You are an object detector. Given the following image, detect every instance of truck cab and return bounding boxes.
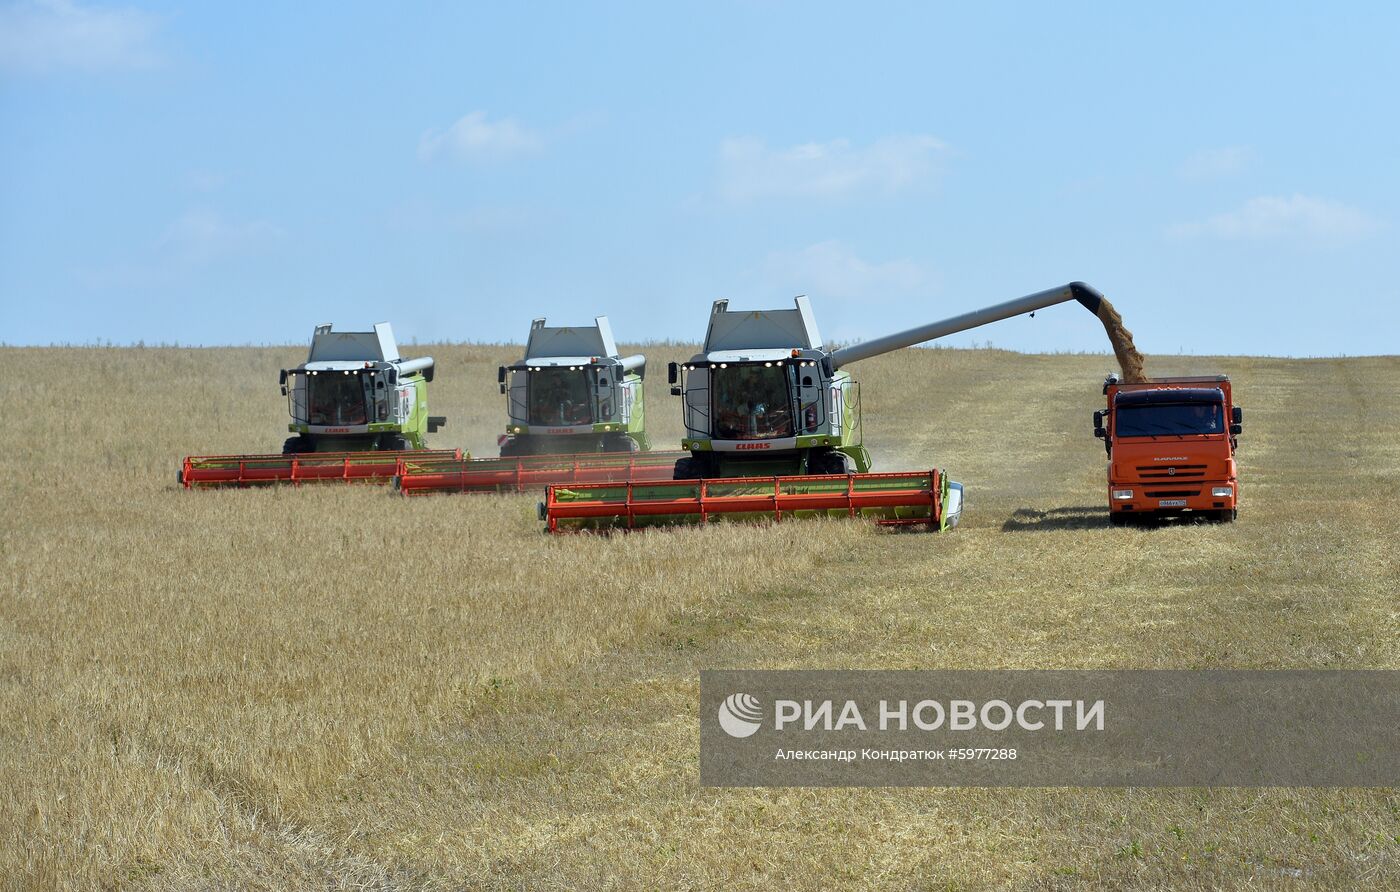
[497,316,649,456]
[1094,374,1242,523]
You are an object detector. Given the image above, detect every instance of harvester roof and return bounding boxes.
[703,347,796,364]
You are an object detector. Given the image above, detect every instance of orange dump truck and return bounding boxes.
[1093,375,1242,524]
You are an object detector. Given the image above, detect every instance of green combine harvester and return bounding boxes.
[179,321,450,488]
[281,321,445,453]
[497,315,650,456]
[543,282,1112,531]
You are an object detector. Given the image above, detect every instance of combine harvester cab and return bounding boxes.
[497,316,650,456]
[179,321,451,489]
[543,282,1110,532]
[1094,374,1243,524]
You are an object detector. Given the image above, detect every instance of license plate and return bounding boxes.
[1158,499,1187,507]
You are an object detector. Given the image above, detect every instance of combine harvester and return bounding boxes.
[180,322,450,488]
[497,315,651,455]
[544,282,1114,532]
[396,315,691,495]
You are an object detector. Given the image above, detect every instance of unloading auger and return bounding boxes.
[542,282,1109,531]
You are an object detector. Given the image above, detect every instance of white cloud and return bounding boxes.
[0,0,160,73]
[718,135,947,202]
[418,111,543,162]
[158,210,284,264]
[763,240,930,302]
[1178,146,1253,180]
[1169,194,1379,242]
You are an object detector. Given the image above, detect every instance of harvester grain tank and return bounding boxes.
[1094,374,1242,523]
[667,282,1109,479]
[497,316,650,456]
[281,322,445,453]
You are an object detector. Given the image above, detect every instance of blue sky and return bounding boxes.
[2,2,1396,355]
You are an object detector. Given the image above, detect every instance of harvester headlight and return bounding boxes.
[719,363,728,368]
[1211,486,1234,497]
[1112,489,1133,500]
[764,362,772,367]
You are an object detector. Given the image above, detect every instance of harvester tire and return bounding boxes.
[673,457,703,480]
[282,436,313,455]
[379,435,410,452]
[605,434,641,453]
[809,450,853,475]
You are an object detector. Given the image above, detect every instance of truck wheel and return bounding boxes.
[1109,513,1131,527]
[282,436,313,455]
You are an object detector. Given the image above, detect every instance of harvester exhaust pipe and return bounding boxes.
[829,282,1107,369]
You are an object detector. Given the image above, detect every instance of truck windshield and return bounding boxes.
[1116,402,1223,437]
[711,363,795,440]
[308,373,370,425]
[528,368,594,425]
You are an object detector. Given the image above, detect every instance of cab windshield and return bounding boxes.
[1116,401,1223,437]
[528,368,595,425]
[711,363,795,440]
[308,372,370,425]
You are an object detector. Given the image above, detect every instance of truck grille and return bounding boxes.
[1143,489,1201,498]
[1137,464,1207,479]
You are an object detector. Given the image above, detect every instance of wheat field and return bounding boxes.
[1,343,1396,890]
